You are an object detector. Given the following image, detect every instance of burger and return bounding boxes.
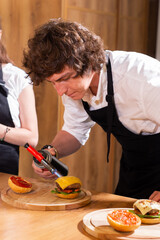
[51,176,82,199]
[129,199,160,224]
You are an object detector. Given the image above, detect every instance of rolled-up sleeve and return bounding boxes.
[62,95,95,145]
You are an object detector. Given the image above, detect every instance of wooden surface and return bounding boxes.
[0,173,138,240]
[1,177,91,211]
[83,208,160,240]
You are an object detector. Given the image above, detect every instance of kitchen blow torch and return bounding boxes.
[24,143,68,178]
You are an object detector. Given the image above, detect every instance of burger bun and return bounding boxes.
[107,210,141,232]
[140,217,160,224]
[56,192,79,199]
[8,176,32,193]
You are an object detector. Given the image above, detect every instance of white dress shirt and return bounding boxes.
[2,63,30,127]
[62,50,160,145]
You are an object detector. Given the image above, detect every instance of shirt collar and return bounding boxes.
[83,64,107,104]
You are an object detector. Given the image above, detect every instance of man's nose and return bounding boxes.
[54,82,66,96]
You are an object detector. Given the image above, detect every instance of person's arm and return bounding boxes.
[32,130,81,179]
[32,94,93,179]
[51,130,81,158]
[0,84,38,147]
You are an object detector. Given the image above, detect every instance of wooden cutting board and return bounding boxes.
[83,208,160,239]
[1,177,91,211]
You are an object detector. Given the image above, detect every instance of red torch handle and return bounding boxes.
[24,143,44,162]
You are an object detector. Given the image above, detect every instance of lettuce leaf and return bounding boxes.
[129,209,160,218]
[51,188,81,195]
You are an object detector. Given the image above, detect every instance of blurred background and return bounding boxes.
[0,0,159,193]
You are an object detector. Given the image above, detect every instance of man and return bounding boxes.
[23,18,160,201]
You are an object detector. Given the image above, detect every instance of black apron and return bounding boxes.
[0,65,19,174]
[82,59,160,199]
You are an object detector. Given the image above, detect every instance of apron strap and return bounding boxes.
[106,58,114,162]
[0,64,2,79]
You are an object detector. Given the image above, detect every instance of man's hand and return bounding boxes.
[31,144,58,179]
[149,191,160,202]
[32,130,81,179]
[32,161,57,179]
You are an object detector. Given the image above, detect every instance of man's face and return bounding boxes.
[47,66,94,100]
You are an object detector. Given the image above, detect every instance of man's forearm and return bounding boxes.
[51,130,81,158]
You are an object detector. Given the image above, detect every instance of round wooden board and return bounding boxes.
[83,208,160,240]
[1,177,91,211]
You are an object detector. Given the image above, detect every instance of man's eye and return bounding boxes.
[72,73,78,79]
[59,78,69,81]
[46,80,53,84]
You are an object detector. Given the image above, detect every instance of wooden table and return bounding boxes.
[0,173,136,240]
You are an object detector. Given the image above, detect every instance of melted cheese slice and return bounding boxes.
[133,199,160,215]
[55,176,82,190]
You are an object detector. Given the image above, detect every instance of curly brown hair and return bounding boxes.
[23,18,106,85]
